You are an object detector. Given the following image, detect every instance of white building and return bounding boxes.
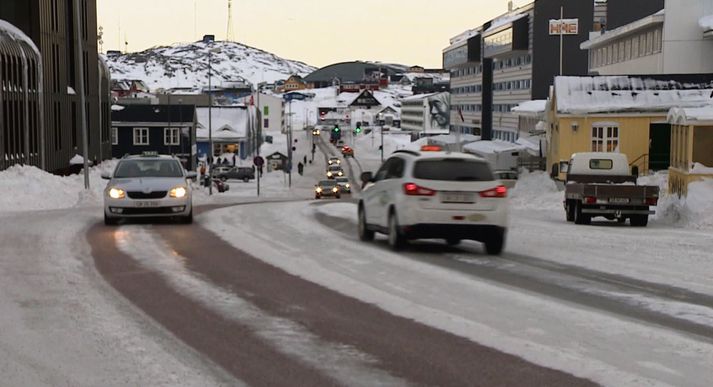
[257,93,285,134]
[582,0,713,75]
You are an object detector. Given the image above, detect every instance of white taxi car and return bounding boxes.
[358,145,509,254]
[102,153,197,225]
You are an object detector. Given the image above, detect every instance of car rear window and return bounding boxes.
[589,159,613,170]
[413,159,493,181]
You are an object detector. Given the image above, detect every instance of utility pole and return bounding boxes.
[208,46,214,195]
[287,100,292,188]
[74,0,90,189]
[559,6,564,76]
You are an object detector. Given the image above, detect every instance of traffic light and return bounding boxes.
[354,123,362,134]
[333,125,340,133]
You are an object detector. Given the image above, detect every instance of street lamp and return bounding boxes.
[207,45,221,195]
[378,112,384,162]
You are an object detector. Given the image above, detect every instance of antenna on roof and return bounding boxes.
[227,0,236,42]
[508,0,514,12]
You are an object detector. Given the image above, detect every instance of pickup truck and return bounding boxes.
[564,152,659,226]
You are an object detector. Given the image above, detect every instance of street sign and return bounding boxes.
[549,18,579,35]
[253,156,265,166]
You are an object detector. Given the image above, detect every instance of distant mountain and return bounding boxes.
[105,40,317,91]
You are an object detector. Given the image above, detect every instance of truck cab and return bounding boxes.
[564,153,659,226]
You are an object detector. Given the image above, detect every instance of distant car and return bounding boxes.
[315,180,341,199]
[335,177,351,193]
[358,145,509,254]
[312,128,321,136]
[336,140,345,147]
[326,165,344,179]
[493,170,518,189]
[215,166,255,182]
[328,157,341,166]
[341,145,354,157]
[102,153,196,225]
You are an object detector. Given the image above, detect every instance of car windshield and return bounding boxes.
[114,159,184,178]
[328,166,342,171]
[336,178,348,183]
[319,180,337,187]
[413,159,494,181]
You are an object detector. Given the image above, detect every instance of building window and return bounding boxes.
[640,34,647,56]
[263,106,269,115]
[111,127,118,145]
[591,125,619,152]
[133,128,149,145]
[164,128,179,145]
[653,28,662,53]
[264,118,269,128]
[625,39,632,61]
[632,37,639,59]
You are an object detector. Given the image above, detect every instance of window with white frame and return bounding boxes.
[111,127,118,145]
[591,124,619,152]
[164,127,179,145]
[133,127,149,145]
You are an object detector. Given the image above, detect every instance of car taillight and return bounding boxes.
[584,196,597,204]
[480,185,507,198]
[646,197,658,206]
[403,183,436,196]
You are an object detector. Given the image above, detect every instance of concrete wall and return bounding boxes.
[662,0,713,74]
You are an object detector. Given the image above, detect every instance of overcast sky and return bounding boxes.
[97,0,522,68]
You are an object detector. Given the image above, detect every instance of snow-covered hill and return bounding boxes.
[105,40,316,91]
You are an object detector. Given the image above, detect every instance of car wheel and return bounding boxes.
[630,215,648,227]
[358,206,375,242]
[446,238,461,246]
[565,200,575,222]
[388,211,406,251]
[104,213,118,226]
[617,216,627,224]
[484,229,505,255]
[243,177,249,182]
[335,194,341,199]
[573,201,591,225]
[181,210,193,224]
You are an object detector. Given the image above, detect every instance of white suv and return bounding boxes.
[358,147,509,254]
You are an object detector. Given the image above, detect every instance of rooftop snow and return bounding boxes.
[511,100,547,114]
[196,107,249,139]
[484,13,527,34]
[464,140,525,155]
[554,76,713,115]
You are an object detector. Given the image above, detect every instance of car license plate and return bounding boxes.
[441,192,475,204]
[135,201,159,207]
[609,198,630,204]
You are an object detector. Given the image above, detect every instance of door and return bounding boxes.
[649,123,671,171]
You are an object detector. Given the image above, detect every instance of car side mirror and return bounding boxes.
[360,172,373,184]
[185,171,198,181]
[101,172,111,180]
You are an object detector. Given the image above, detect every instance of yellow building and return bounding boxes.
[546,76,713,180]
[667,107,713,196]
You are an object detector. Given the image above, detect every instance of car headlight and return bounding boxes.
[170,187,187,198]
[336,160,340,164]
[316,187,323,193]
[345,183,350,189]
[327,172,332,177]
[338,171,343,176]
[332,187,338,193]
[108,188,125,199]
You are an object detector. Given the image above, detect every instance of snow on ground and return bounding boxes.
[201,200,713,387]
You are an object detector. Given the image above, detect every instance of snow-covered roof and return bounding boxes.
[554,76,713,115]
[400,92,441,102]
[196,107,249,139]
[668,106,713,125]
[511,100,547,115]
[463,140,525,155]
[0,19,40,56]
[485,13,527,34]
[581,10,664,49]
[426,134,481,144]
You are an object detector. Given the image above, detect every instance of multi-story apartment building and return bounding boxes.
[443,0,594,141]
[400,92,450,136]
[1,0,110,173]
[582,0,713,75]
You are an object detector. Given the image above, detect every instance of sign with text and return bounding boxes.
[549,19,579,35]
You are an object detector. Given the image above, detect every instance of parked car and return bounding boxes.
[215,166,255,182]
[335,177,351,193]
[358,145,509,254]
[326,165,344,179]
[564,152,659,226]
[493,170,518,189]
[102,153,197,225]
[315,180,341,199]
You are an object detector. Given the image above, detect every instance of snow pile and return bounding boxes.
[691,162,713,174]
[0,161,117,213]
[699,15,713,30]
[508,170,563,211]
[650,172,713,230]
[0,20,40,56]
